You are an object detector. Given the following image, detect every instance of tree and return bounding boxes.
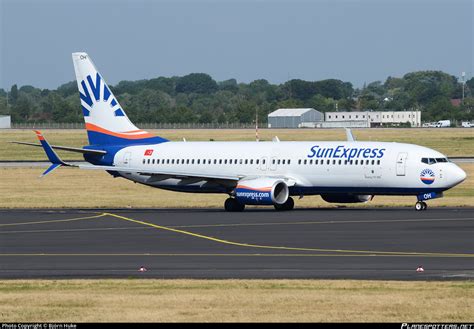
[403,71,458,105]
[9,84,18,104]
[176,73,218,94]
[283,79,316,101]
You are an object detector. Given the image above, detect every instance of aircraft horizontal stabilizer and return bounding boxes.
[11,141,106,155]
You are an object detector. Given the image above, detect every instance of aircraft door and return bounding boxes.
[123,152,132,167]
[396,152,407,176]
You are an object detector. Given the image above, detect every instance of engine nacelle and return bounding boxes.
[321,193,372,204]
[234,178,289,205]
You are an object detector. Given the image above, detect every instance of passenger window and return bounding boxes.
[256,159,259,165]
[219,159,222,164]
[250,159,253,165]
[303,159,307,165]
[288,159,291,165]
[333,160,336,165]
[142,159,145,164]
[339,160,342,165]
[282,159,285,165]
[326,159,330,165]
[377,160,380,165]
[298,159,301,165]
[315,159,318,165]
[372,160,375,165]
[245,159,248,165]
[147,159,151,164]
[355,160,358,165]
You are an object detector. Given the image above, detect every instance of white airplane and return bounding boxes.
[15,53,467,211]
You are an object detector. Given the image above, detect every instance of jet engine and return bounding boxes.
[234,178,289,205]
[320,193,373,203]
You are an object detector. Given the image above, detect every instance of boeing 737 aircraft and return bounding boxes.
[15,53,467,211]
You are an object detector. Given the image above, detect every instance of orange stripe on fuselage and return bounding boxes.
[85,123,155,139]
[236,185,273,192]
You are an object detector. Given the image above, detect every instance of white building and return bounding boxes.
[324,110,421,127]
[0,115,11,128]
[268,108,323,128]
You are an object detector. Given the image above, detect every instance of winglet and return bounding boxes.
[34,130,67,177]
[345,128,356,142]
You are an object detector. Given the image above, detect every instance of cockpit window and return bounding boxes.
[421,157,448,164]
[421,158,436,165]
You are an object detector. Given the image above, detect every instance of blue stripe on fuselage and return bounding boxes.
[86,130,168,147]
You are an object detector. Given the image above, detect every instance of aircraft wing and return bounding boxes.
[76,163,241,181]
[29,130,300,185]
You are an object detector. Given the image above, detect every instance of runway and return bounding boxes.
[0,208,473,280]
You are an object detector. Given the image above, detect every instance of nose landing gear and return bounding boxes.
[415,201,427,211]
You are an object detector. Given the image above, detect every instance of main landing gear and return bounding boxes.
[415,201,428,211]
[274,197,295,211]
[224,198,245,212]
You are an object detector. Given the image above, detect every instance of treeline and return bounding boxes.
[0,70,473,124]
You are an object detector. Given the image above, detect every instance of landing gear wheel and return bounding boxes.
[415,201,427,211]
[274,197,295,211]
[224,198,245,212]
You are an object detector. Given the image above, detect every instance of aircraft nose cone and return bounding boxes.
[452,166,467,185]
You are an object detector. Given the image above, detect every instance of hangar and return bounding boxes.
[0,115,11,128]
[267,108,323,128]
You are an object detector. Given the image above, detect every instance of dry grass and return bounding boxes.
[0,279,472,322]
[1,128,473,160]
[0,163,472,208]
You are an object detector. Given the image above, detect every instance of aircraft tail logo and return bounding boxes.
[72,52,167,146]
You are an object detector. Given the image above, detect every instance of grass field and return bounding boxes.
[0,280,472,322]
[1,128,473,160]
[0,163,472,208]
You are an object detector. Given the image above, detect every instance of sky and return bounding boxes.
[0,0,472,90]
